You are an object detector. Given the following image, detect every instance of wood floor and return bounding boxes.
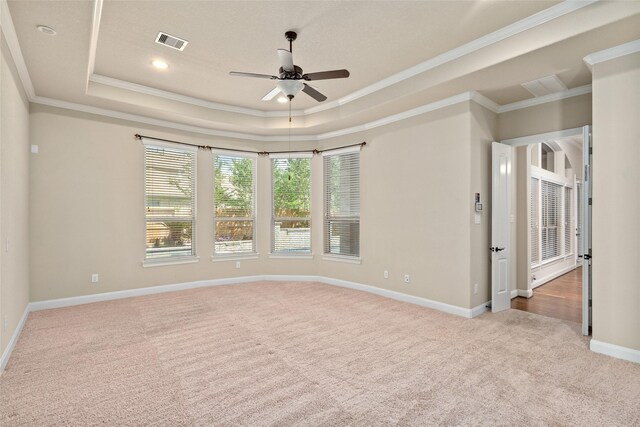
[511,267,582,323]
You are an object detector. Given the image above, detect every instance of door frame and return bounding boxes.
[500,126,590,334]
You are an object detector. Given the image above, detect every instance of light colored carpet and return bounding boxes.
[1,281,639,426]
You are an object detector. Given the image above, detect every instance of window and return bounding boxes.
[271,155,312,254]
[213,151,257,256]
[144,141,196,261]
[530,177,539,265]
[565,186,572,255]
[541,143,555,172]
[323,148,360,257]
[541,180,561,261]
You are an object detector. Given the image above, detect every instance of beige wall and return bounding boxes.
[498,93,592,141]
[469,103,497,308]
[29,100,492,312]
[0,34,30,356]
[591,52,640,352]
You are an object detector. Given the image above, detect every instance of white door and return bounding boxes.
[582,125,592,335]
[491,142,512,312]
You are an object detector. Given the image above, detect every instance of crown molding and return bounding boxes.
[85,0,103,90]
[0,0,35,99]
[89,74,299,118]
[84,0,596,119]
[31,92,480,142]
[583,39,640,70]
[32,83,592,143]
[30,95,314,142]
[497,84,592,113]
[500,126,584,147]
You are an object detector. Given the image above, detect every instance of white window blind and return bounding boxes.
[565,186,572,255]
[271,155,312,254]
[213,151,257,255]
[144,142,196,260]
[323,149,360,257]
[531,177,539,265]
[541,180,562,261]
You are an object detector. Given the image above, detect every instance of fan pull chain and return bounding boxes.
[288,100,292,181]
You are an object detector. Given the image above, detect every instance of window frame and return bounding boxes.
[212,149,258,259]
[270,153,313,256]
[322,146,361,261]
[142,139,198,266]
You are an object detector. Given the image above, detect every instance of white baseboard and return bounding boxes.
[29,275,269,311]
[511,289,533,299]
[0,304,30,372]
[532,264,577,289]
[518,289,533,298]
[590,339,640,364]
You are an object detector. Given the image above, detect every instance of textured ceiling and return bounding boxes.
[5,0,640,138]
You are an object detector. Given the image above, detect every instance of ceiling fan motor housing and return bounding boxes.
[279,65,303,80]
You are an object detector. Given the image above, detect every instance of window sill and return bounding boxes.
[142,256,200,268]
[269,253,314,260]
[211,254,259,262]
[322,255,362,265]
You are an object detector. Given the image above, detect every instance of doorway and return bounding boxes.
[499,126,591,332]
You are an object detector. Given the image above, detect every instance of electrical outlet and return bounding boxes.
[91,273,99,283]
[474,283,478,294]
[404,274,410,284]
[235,261,241,269]
[383,270,389,279]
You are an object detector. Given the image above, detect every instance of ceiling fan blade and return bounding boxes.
[262,87,282,101]
[277,49,294,72]
[302,83,327,102]
[229,71,277,79]
[302,69,350,81]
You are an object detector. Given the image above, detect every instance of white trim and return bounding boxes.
[322,255,362,265]
[89,74,299,118]
[0,304,30,372]
[211,254,259,262]
[531,264,576,289]
[212,148,258,158]
[0,0,36,98]
[518,289,534,298]
[33,84,591,143]
[471,301,490,317]
[590,340,640,365]
[28,276,268,312]
[268,253,314,260]
[86,0,103,87]
[510,289,518,299]
[269,152,313,159]
[142,256,199,268]
[320,145,363,157]
[141,137,198,153]
[497,85,592,113]
[26,275,485,320]
[583,39,640,70]
[500,127,584,147]
[470,91,500,113]
[30,95,302,141]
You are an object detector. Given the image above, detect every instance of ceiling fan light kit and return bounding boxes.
[229,31,350,103]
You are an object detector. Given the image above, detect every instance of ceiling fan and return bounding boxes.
[229,31,350,102]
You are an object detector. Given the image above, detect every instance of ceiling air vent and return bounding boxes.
[155,32,188,51]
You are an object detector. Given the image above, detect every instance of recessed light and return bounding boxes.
[37,25,56,36]
[277,96,288,103]
[152,60,169,70]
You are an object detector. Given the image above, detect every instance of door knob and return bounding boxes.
[490,247,505,252]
